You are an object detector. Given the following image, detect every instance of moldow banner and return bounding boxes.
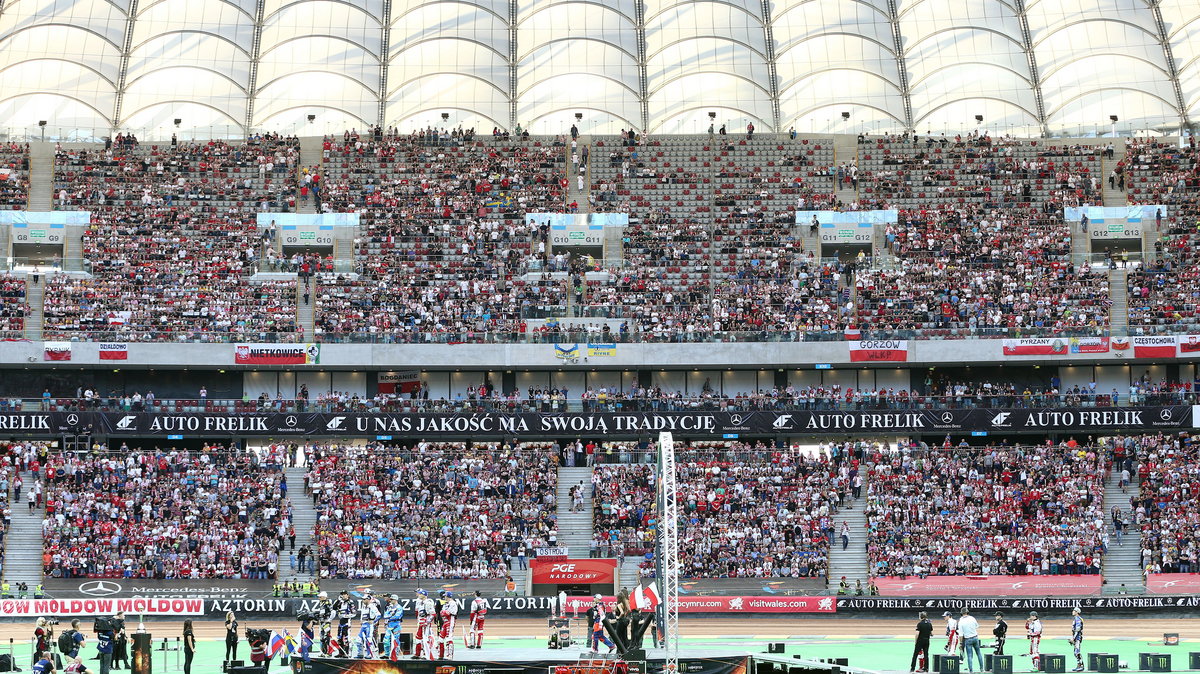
[0,598,205,617]
[0,407,1195,437]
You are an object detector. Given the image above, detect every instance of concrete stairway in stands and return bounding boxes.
[1108,268,1128,335]
[28,142,54,211]
[5,471,45,590]
[1071,221,1090,259]
[618,556,644,592]
[826,486,869,591]
[556,466,594,558]
[1101,141,1127,208]
[283,465,320,582]
[1102,471,1143,594]
[833,134,859,205]
[568,135,591,213]
[296,283,314,339]
[297,136,324,214]
[23,275,43,340]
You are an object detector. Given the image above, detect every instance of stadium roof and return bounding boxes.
[0,0,1196,138]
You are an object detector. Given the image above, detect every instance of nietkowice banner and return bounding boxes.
[0,407,1193,437]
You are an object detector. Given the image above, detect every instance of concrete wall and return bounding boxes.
[5,339,1193,370]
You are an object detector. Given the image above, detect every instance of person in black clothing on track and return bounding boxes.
[912,611,934,672]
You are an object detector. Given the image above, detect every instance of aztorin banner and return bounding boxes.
[0,407,1194,437]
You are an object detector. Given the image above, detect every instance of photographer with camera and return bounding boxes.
[57,620,85,660]
[94,618,114,674]
[246,628,269,673]
[34,617,55,666]
[111,612,128,670]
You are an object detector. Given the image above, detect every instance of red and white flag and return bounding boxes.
[848,340,908,362]
[43,342,72,361]
[1178,335,1200,356]
[99,343,128,360]
[631,582,661,611]
[1133,336,1176,359]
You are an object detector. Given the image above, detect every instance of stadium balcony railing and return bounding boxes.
[14,391,1194,414]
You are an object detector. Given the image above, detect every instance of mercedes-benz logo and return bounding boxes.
[1160,409,1173,421]
[285,415,298,427]
[940,412,954,424]
[79,580,122,597]
[66,414,79,426]
[729,414,744,426]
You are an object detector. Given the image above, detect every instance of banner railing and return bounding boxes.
[15,392,1196,414]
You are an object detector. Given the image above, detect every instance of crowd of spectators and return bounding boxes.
[0,143,29,208]
[41,445,287,578]
[672,443,849,578]
[305,441,557,579]
[865,441,1107,577]
[1119,432,1200,575]
[46,135,302,340]
[0,275,29,335]
[592,462,656,556]
[313,126,568,340]
[1125,137,1199,333]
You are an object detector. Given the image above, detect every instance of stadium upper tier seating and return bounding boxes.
[305,442,557,579]
[0,143,29,209]
[46,135,301,341]
[0,274,29,337]
[1125,137,1199,333]
[31,130,1200,343]
[42,448,286,579]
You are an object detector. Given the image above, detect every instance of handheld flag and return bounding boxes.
[267,631,286,658]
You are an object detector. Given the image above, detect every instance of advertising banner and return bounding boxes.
[1146,574,1200,594]
[873,575,1102,597]
[0,598,205,617]
[0,407,1193,438]
[849,340,908,362]
[530,559,616,584]
[300,655,746,674]
[836,595,1200,613]
[563,595,834,614]
[235,343,321,365]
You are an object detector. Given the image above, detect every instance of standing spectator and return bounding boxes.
[182,621,195,674]
[959,608,982,673]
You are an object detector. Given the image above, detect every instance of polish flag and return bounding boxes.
[632,582,661,611]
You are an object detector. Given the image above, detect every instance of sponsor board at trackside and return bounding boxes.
[837,596,1200,612]
[0,598,205,617]
[0,407,1196,437]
